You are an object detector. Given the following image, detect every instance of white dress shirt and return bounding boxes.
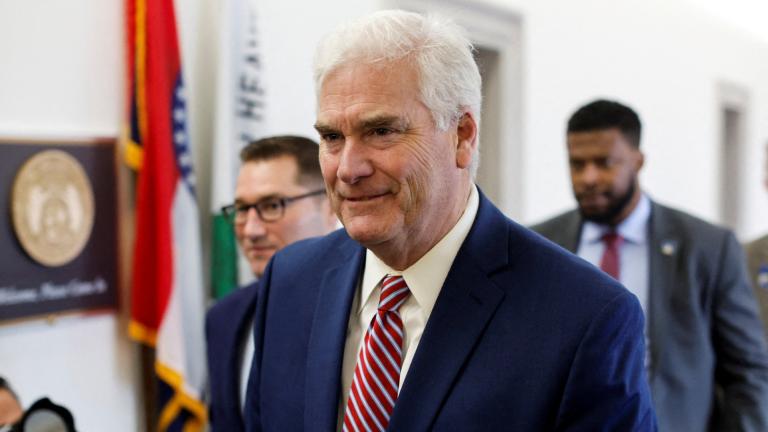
[337,184,479,427]
[576,193,651,314]
[240,318,255,413]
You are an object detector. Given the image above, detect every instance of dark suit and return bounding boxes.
[745,234,768,338]
[244,191,655,431]
[206,281,259,432]
[532,201,768,432]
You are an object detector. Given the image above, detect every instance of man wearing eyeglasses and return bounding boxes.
[205,135,337,432]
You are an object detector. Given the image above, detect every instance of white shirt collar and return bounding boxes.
[582,193,651,245]
[359,184,480,319]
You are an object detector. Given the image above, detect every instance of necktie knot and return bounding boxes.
[379,275,410,312]
[602,231,623,247]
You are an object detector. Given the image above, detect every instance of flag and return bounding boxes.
[124,0,207,429]
[210,0,266,299]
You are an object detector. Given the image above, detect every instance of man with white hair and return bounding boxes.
[244,10,655,431]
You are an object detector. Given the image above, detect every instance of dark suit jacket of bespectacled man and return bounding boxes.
[532,99,768,432]
[243,10,656,432]
[745,144,768,344]
[205,135,338,432]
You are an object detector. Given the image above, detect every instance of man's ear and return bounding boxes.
[635,150,645,172]
[456,112,478,169]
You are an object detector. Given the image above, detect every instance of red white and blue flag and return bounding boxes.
[124,0,207,429]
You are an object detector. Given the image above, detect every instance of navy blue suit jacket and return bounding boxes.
[244,191,656,431]
[206,280,259,432]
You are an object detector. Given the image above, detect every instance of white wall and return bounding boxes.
[0,0,124,136]
[482,0,768,239]
[0,314,140,431]
[0,0,141,431]
[1,0,767,429]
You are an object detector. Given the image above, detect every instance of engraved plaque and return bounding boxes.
[11,150,95,267]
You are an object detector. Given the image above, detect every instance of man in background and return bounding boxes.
[746,144,768,337]
[245,11,654,430]
[532,99,768,431]
[205,136,337,431]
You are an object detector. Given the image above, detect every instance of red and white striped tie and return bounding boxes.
[343,274,411,432]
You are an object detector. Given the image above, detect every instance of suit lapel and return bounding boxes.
[540,209,581,253]
[303,238,365,430]
[647,202,680,380]
[559,210,583,253]
[388,192,508,431]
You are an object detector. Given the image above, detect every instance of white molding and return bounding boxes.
[380,0,525,219]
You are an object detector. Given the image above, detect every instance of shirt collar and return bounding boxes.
[359,184,480,319]
[582,193,651,245]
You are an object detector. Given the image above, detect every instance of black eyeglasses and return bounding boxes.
[221,189,326,224]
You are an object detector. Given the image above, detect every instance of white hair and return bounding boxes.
[313,10,482,176]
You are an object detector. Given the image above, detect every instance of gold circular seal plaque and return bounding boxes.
[11,150,95,267]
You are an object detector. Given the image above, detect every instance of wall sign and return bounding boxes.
[0,139,118,321]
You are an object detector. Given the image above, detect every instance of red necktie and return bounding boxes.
[343,275,410,432]
[600,231,623,280]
